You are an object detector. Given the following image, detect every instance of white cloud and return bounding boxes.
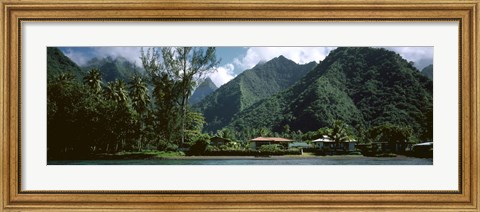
[94,47,143,66]
[208,63,235,87]
[233,47,336,72]
[62,48,90,66]
[231,47,433,73]
[62,47,145,67]
[383,47,433,70]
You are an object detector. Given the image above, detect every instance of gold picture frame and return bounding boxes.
[1,0,478,211]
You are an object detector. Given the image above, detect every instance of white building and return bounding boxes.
[312,135,357,153]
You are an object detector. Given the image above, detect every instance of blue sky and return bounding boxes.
[59,47,433,87]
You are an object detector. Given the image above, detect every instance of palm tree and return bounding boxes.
[104,79,130,152]
[55,73,75,84]
[128,75,150,113]
[83,68,103,94]
[105,79,128,104]
[328,120,350,153]
[128,75,150,151]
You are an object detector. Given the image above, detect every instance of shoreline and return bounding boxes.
[48,154,429,161]
[158,155,364,160]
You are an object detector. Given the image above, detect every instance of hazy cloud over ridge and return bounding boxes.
[60,46,433,87]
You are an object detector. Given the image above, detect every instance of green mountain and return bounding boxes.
[190,77,218,105]
[82,56,140,82]
[47,47,84,80]
[421,64,433,80]
[194,56,317,133]
[228,47,433,140]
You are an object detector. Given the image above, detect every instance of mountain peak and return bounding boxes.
[194,56,318,132]
[271,55,292,63]
[190,77,218,105]
[203,77,216,87]
[228,47,433,141]
[82,56,139,82]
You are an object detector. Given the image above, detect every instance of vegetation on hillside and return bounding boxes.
[421,64,433,80]
[189,77,218,105]
[82,56,143,82]
[194,56,317,132]
[227,47,433,142]
[47,47,433,159]
[47,47,85,80]
[47,47,219,159]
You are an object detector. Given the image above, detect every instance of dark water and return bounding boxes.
[48,156,432,165]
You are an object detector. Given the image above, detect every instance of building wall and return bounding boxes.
[314,142,324,149]
[348,143,356,151]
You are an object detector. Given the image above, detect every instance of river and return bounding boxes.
[48,155,432,165]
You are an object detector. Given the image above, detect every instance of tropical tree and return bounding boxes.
[368,123,413,144]
[83,68,103,94]
[128,74,150,113]
[259,127,271,137]
[105,79,129,104]
[141,47,220,145]
[327,120,351,151]
[162,47,219,145]
[55,73,75,84]
[128,74,150,151]
[140,48,180,145]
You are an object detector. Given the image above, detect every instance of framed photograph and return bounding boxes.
[1,0,478,211]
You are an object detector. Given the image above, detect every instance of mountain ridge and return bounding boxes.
[194,55,318,133]
[81,56,141,82]
[47,47,85,80]
[421,64,433,80]
[227,47,433,140]
[190,77,218,105]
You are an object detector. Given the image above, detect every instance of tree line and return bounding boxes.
[47,47,430,159]
[47,47,219,158]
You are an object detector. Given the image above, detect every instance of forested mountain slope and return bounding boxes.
[228,47,433,140]
[190,77,218,105]
[194,56,317,132]
[47,47,84,80]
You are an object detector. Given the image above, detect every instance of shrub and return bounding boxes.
[219,141,241,150]
[188,134,211,155]
[156,140,178,152]
[259,144,282,152]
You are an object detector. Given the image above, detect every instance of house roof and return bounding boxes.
[250,137,293,142]
[313,139,334,143]
[312,135,332,142]
[312,136,357,143]
[413,142,433,147]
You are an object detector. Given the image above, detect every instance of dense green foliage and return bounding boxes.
[47,47,218,159]
[47,74,141,157]
[47,47,433,159]
[189,77,218,105]
[228,47,433,141]
[141,47,220,145]
[194,56,317,132]
[421,64,433,80]
[47,47,85,80]
[365,123,414,144]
